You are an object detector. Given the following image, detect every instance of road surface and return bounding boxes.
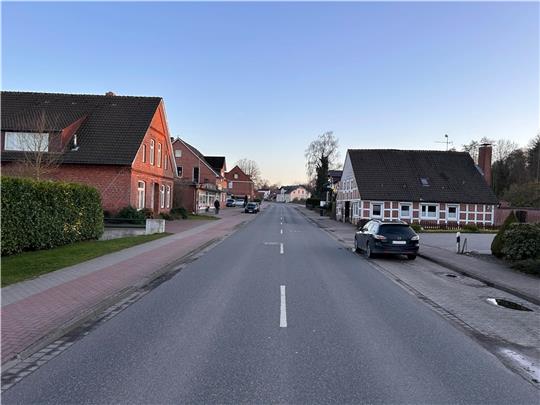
[3,203,538,404]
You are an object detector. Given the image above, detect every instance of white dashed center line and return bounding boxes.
[280,243,284,254]
[280,229,283,235]
[280,285,287,328]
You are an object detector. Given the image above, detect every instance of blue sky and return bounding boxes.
[2,2,538,184]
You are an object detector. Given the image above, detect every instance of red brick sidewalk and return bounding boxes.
[1,211,254,365]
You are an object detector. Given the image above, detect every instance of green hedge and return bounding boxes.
[305,198,320,210]
[491,211,518,258]
[501,223,540,261]
[1,177,104,256]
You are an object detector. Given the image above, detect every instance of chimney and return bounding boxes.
[478,143,492,185]
[105,91,116,96]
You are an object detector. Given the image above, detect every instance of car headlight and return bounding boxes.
[411,235,419,241]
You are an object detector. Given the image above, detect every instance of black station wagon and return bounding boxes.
[354,220,419,260]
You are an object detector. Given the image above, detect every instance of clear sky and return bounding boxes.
[2,1,538,184]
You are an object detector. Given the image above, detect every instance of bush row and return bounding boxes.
[305,198,320,209]
[1,177,104,256]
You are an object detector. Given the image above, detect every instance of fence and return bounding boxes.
[494,208,540,226]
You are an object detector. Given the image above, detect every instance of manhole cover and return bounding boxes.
[486,298,533,312]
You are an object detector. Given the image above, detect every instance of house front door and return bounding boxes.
[344,201,350,223]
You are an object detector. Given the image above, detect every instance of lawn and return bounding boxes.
[1,233,171,287]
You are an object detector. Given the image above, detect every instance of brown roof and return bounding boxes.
[348,149,498,204]
[1,91,162,165]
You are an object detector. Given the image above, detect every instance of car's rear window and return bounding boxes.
[247,203,256,207]
[378,225,415,238]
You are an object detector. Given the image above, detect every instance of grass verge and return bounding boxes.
[1,233,171,287]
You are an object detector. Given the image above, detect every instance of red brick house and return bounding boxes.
[1,91,176,215]
[171,138,227,213]
[225,165,256,199]
[336,147,498,226]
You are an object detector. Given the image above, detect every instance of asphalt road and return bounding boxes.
[3,203,538,404]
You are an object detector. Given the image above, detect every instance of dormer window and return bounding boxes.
[4,132,49,152]
[420,177,430,187]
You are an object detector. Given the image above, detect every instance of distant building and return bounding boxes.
[171,138,227,213]
[276,185,311,203]
[226,166,256,199]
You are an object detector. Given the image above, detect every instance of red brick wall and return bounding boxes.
[131,102,175,214]
[225,166,255,198]
[172,140,217,184]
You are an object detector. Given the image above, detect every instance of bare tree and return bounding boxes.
[462,137,494,163]
[8,110,64,180]
[304,131,340,180]
[236,158,262,186]
[493,139,519,162]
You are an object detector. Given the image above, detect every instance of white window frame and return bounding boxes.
[4,132,49,152]
[150,139,155,166]
[234,173,239,179]
[447,204,459,221]
[371,202,383,218]
[166,185,171,208]
[399,203,412,218]
[137,181,145,210]
[420,203,438,219]
[157,143,162,167]
[193,167,200,183]
[174,149,181,158]
[164,155,168,170]
[353,201,360,218]
[160,185,165,209]
[177,166,183,177]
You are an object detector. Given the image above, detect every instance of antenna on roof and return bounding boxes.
[435,134,453,151]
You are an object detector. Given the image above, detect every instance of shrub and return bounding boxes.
[170,207,188,219]
[410,223,423,232]
[461,224,479,233]
[501,223,540,261]
[1,177,104,256]
[491,210,518,258]
[305,198,320,210]
[510,259,540,276]
[159,212,172,220]
[117,206,146,224]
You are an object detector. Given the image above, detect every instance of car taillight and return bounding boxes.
[374,235,387,241]
[411,235,419,241]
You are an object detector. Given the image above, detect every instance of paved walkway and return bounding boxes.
[292,205,540,306]
[1,208,257,365]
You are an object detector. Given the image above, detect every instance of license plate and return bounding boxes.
[392,241,406,245]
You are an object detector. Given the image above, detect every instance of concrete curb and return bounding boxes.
[2,217,254,370]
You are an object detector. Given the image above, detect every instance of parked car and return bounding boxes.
[226,198,236,207]
[234,199,245,207]
[244,202,259,213]
[354,220,419,260]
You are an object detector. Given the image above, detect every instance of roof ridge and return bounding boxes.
[1,90,162,100]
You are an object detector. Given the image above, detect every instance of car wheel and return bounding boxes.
[407,254,416,260]
[365,243,373,259]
